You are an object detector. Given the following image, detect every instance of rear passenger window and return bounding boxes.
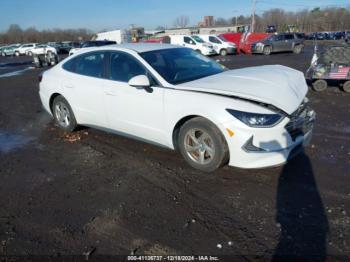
[76,52,106,78]
[62,57,77,72]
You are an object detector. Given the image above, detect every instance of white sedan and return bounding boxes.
[39,44,315,172]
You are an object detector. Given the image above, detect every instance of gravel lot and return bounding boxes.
[0,42,349,261]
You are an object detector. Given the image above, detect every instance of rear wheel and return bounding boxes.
[342,81,350,93]
[1,52,5,57]
[220,49,228,56]
[312,79,328,92]
[263,46,272,55]
[52,96,78,132]
[178,117,229,172]
[27,51,33,56]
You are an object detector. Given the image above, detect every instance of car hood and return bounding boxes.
[176,65,308,114]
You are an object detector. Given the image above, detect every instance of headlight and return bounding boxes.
[226,109,284,128]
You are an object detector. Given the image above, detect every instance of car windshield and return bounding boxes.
[192,36,205,43]
[140,48,225,85]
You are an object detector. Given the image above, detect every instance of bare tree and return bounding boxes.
[215,17,229,26]
[174,15,189,28]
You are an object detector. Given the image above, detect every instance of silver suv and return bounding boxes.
[252,33,304,55]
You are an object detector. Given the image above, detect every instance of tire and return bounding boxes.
[220,49,228,56]
[177,117,229,172]
[195,49,202,54]
[1,52,5,57]
[28,51,33,56]
[15,51,19,56]
[52,96,78,132]
[293,45,302,54]
[342,81,350,93]
[263,46,272,55]
[312,79,328,92]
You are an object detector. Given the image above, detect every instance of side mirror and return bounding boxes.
[128,75,150,89]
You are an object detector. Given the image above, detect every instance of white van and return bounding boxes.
[169,35,216,56]
[199,35,236,56]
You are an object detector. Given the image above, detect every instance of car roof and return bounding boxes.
[81,43,182,53]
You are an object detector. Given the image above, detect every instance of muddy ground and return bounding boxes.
[0,42,349,261]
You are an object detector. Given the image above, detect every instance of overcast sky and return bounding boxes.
[0,0,349,32]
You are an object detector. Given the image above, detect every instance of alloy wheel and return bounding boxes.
[184,128,215,165]
[54,102,71,128]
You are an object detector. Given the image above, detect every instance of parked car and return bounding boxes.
[69,40,116,56]
[0,45,9,54]
[345,32,350,44]
[14,43,38,56]
[29,44,58,55]
[168,35,216,56]
[39,44,315,172]
[1,44,21,56]
[251,33,304,55]
[58,41,80,54]
[198,34,236,56]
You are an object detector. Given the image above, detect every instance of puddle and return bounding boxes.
[0,67,34,78]
[0,131,34,153]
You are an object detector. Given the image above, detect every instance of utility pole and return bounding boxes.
[251,0,256,32]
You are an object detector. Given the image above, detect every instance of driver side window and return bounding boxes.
[184,37,195,45]
[109,52,156,85]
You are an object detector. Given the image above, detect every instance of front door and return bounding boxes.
[103,51,166,144]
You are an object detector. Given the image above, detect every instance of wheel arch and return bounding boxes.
[172,115,200,150]
[171,114,229,153]
[49,93,63,113]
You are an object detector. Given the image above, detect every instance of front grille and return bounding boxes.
[285,101,315,141]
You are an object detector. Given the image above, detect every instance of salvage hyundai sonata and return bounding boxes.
[39,44,315,172]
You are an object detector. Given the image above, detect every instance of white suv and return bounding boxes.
[14,43,38,56]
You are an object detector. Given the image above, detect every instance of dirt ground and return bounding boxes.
[0,42,349,261]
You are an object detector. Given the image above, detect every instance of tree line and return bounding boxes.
[0,24,93,44]
[215,7,350,32]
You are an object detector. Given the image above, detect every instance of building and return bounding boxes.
[204,16,214,27]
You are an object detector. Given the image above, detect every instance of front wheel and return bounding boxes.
[178,117,229,172]
[52,96,78,132]
[263,46,272,55]
[27,51,33,56]
[220,49,228,56]
[15,51,20,56]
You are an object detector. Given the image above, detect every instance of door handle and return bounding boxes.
[64,85,74,89]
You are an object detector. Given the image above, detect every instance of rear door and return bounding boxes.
[61,51,108,127]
